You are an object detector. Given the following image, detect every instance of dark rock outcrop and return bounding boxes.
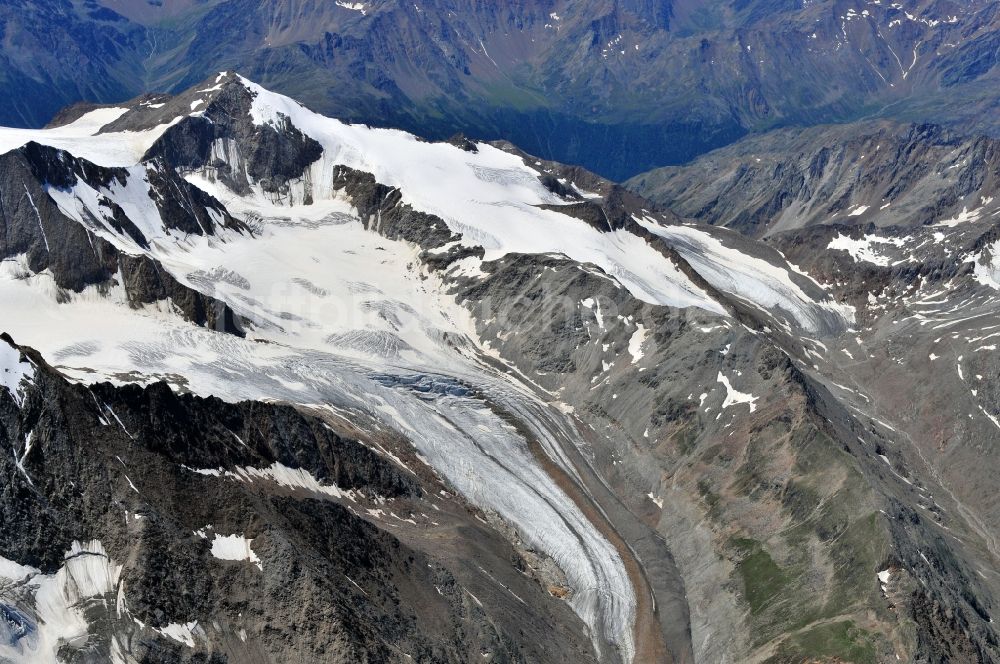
[0,142,246,334]
[0,334,598,664]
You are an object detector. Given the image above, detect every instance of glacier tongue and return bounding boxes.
[636,219,855,335]
[0,210,637,662]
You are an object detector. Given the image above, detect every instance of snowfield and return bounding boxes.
[188,76,726,316]
[0,107,180,168]
[0,336,35,407]
[210,534,263,571]
[638,220,854,335]
[828,233,908,267]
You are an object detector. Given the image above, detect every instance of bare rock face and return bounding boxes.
[138,76,324,198]
[627,121,1000,238]
[0,139,245,334]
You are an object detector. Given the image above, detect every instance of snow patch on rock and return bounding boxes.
[828,233,907,267]
[210,534,262,571]
[0,339,34,407]
[627,324,648,363]
[716,372,758,413]
[155,621,201,648]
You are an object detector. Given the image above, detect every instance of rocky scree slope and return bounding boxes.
[632,112,1000,662]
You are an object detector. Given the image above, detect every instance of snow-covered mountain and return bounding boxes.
[0,74,998,664]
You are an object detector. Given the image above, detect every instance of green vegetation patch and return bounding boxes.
[769,620,878,664]
[730,537,789,615]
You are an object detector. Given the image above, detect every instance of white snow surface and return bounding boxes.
[828,233,907,267]
[210,534,262,571]
[155,621,201,648]
[877,568,892,594]
[937,206,984,228]
[627,324,648,363]
[636,219,853,334]
[46,163,182,256]
[0,107,181,167]
[335,1,366,12]
[0,556,36,582]
[717,372,759,413]
[0,212,638,661]
[973,239,1000,290]
[0,338,34,406]
[211,76,722,317]
[182,462,358,501]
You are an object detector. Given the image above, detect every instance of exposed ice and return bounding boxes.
[0,541,122,664]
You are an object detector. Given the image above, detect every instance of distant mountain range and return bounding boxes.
[6,0,1000,179]
[627,119,1000,237]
